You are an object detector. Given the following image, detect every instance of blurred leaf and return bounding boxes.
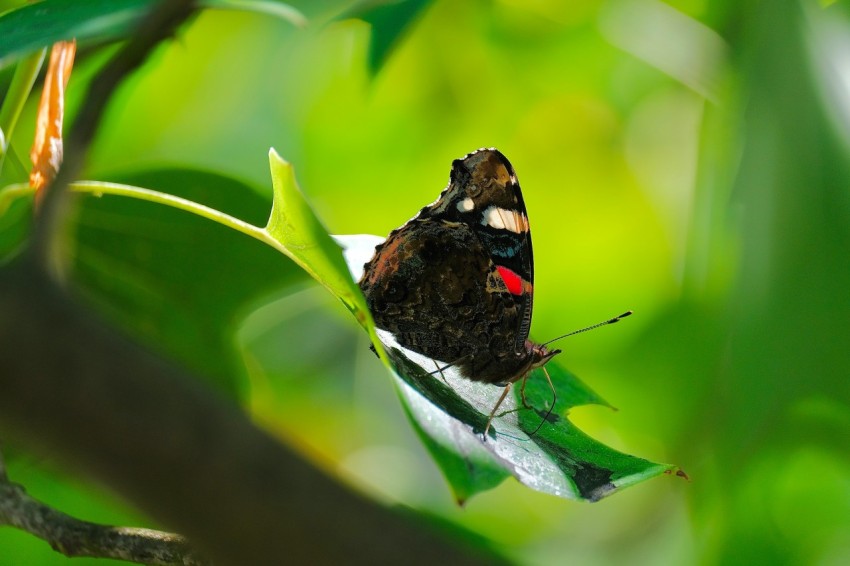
[203,0,307,27]
[346,0,433,74]
[687,0,850,561]
[71,168,309,397]
[0,0,151,69]
[0,48,45,151]
[0,0,304,69]
[336,235,680,502]
[0,149,30,260]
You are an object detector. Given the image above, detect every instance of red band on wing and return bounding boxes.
[496,265,524,295]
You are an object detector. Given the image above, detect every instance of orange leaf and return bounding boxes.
[30,40,76,202]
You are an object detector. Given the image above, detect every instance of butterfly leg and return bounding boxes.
[519,374,533,410]
[483,383,513,440]
[542,365,557,410]
[528,366,559,437]
[433,360,449,385]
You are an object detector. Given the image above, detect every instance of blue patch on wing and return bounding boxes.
[491,244,519,258]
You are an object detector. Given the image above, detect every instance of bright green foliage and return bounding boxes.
[346,0,432,74]
[2,0,850,564]
[0,0,150,68]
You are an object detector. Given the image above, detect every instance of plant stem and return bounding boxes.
[69,180,276,244]
[0,183,33,216]
[1,179,294,259]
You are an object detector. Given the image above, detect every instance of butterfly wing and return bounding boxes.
[359,149,536,384]
[427,149,535,350]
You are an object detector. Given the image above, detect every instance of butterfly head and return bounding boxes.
[526,340,561,372]
[491,341,560,386]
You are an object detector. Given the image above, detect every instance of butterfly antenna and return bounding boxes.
[527,365,557,438]
[541,310,633,347]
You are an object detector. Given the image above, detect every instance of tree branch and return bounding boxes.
[0,257,500,565]
[0,470,208,565]
[0,447,7,482]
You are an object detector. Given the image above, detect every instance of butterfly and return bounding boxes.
[359,148,628,438]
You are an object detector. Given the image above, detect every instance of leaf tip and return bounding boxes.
[268,147,297,195]
[268,146,288,167]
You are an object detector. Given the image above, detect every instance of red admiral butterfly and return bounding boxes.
[359,148,628,438]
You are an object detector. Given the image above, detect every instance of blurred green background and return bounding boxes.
[2,0,849,564]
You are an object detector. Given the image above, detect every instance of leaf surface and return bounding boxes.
[335,234,680,502]
[70,168,309,396]
[345,0,433,74]
[0,0,305,69]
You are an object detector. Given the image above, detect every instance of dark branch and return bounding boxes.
[0,258,500,565]
[0,476,208,565]
[0,447,7,482]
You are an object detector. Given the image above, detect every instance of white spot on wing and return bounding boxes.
[482,206,527,233]
[457,197,475,212]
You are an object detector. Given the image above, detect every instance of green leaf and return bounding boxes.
[202,0,306,27]
[0,0,150,69]
[336,234,682,502]
[0,48,46,155]
[70,168,310,397]
[0,0,305,69]
[266,149,375,332]
[0,149,31,261]
[345,0,433,74]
